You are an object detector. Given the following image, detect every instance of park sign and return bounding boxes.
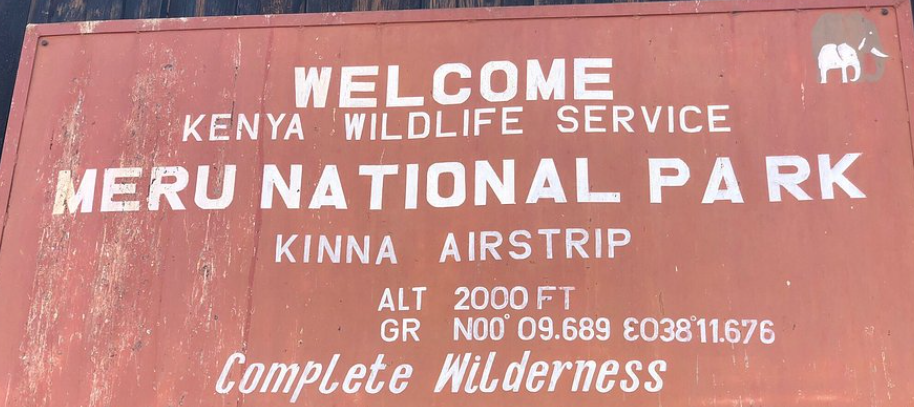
[1,0,914,405]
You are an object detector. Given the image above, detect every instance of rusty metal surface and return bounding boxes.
[2,1,914,406]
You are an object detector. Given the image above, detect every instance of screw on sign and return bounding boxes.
[0,1,913,407]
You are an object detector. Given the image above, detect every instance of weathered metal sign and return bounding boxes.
[2,0,914,405]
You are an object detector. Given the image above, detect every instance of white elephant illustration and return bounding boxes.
[813,13,890,84]
[818,43,861,83]
[818,37,888,83]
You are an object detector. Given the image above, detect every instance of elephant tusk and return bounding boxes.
[858,38,867,50]
[871,47,889,58]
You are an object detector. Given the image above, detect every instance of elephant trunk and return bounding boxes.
[864,49,887,82]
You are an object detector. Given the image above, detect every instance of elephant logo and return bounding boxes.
[812,12,889,84]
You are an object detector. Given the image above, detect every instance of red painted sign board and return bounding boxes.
[1,1,914,406]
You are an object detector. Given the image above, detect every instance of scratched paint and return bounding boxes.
[1,1,914,407]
